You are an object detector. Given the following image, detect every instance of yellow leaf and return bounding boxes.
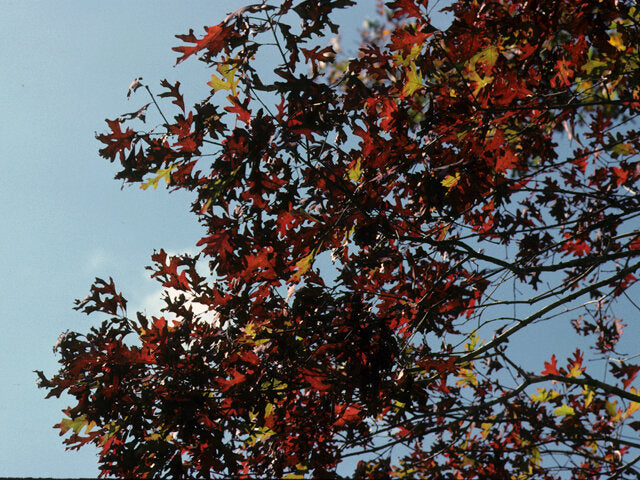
[402,61,423,97]
[290,252,314,283]
[219,65,239,95]
[207,74,229,92]
[393,400,406,410]
[605,400,618,417]
[531,388,560,403]
[611,143,636,157]
[582,385,594,408]
[456,367,478,387]
[461,455,476,467]
[530,446,541,466]
[465,330,479,351]
[468,69,494,96]
[480,418,494,440]
[471,46,499,69]
[393,44,421,67]
[244,322,256,338]
[283,474,305,480]
[567,363,584,378]
[264,403,274,418]
[289,245,321,283]
[59,415,95,435]
[576,80,593,97]
[141,163,177,190]
[207,62,239,94]
[344,224,355,242]
[347,157,362,182]
[261,379,288,392]
[626,401,640,418]
[441,172,460,189]
[553,404,575,416]
[609,33,626,51]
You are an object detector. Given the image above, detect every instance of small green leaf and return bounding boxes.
[581,59,608,75]
[610,143,635,157]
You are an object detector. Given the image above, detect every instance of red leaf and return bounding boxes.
[495,149,518,173]
[418,356,459,375]
[390,27,430,52]
[551,58,574,88]
[96,119,134,161]
[173,25,231,64]
[218,369,247,391]
[241,350,260,367]
[158,79,185,112]
[197,232,234,260]
[560,233,591,257]
[224,96,252,124]
[541,355,559,376]
[386,0,427,19]
[301,369,331,392]
[612,166,629,187]
[333,404,362,427]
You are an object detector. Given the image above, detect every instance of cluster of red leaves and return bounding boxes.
[38,0,640,478]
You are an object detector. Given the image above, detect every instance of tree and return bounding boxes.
[37,0,640,478]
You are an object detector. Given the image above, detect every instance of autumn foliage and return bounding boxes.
[38,0,640,478]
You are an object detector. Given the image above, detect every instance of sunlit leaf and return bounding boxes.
[348,157,362,182]
[140,163,177,190]
[553,405,575,417]
[609,33,626,51]
[441,172,460,189]
[402,61,423,97]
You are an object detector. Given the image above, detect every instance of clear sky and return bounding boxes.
[3,1,637,478]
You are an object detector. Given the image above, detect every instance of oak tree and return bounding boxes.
[38,0,640,478]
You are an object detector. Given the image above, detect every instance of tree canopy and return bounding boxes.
[38,0,640,478]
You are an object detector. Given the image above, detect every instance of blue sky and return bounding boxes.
[3,1,638,478]
[0,2,255,476]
